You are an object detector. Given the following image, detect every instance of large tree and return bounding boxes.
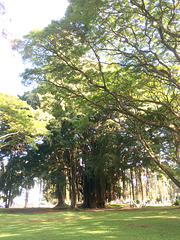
[13,0,180,187]
[0,93,49,207]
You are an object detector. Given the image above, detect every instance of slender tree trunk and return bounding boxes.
[146,168,150,200]
[135,170,139,202]
[70,164,77,208]
[118,185,122,200]
[122,170,126,201]
[111,183,115,201]
[138,168,144,203]
[6,190,12,208]
[76,172,83,203]
[158,183,163,203]
[107,182,111,203]
[130,169,135,201]
[107,182,115,203]
[24,186,29,208]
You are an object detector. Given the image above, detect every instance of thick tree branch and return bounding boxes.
[0,132,19,141]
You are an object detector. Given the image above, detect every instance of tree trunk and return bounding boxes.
[122,170,126,200]
[135,170,139,202]
[83,171,106,208]
[138,168,144,203]
[24,186,29,208]
[6,190,12,208]
[95,171,105,208]
[158,184,163,203]
[70,164,77,208]
[83,174,97,208]
[130,169,135,201]
[57,183,66,206]
[107,182,115,203]
[118,185,122,200]
[146,168,150,200]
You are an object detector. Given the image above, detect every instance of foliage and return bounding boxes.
[172,199,180,206]
[13,0,180,134]
[19,91,40,110]
[0,93,48,151]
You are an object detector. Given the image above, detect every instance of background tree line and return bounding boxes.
[0,91,179,208]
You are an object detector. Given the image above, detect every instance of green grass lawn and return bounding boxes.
[0,206,179,240]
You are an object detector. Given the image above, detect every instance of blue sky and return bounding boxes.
[0,0,69,96]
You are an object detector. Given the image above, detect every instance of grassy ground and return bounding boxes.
[0,206,179,240]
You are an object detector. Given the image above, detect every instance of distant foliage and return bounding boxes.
[172,199,180,206]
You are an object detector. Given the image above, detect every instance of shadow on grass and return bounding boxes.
[0,206,179,240]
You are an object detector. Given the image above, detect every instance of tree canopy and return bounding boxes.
[3,0,180,208]
[0,92,48,151]
[14,0,180,134]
